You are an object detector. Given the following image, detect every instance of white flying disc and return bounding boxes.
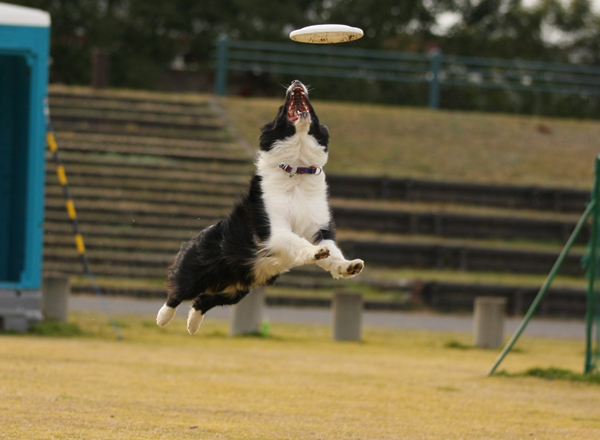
[290,24,363,44]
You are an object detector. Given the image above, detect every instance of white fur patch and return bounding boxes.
[252,255,286,286]
[156,303,177,327]
[187,308,204,335]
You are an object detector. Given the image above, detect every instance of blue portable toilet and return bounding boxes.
[0,3,50,331]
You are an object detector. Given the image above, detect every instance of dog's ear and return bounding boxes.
[309,123,329,151]
[259,105,296,151]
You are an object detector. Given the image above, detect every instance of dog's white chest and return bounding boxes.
[263,175,329,239]
[256,131,331,241]
[288,181,328,235]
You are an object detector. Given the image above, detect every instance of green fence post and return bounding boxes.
[487,199,596,376]
[428,49,441,109]
[585,155,600,373]
[215,35,229,96]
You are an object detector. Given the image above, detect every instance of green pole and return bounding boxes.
[585,155,600,373]
[215,35,229,96]
[428,49,441,109]
[487,199,596,376]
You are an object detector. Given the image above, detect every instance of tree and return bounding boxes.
[8,0,600,101]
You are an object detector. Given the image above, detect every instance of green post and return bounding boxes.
[215,35,229,96]
[487,200,595,376]
[585,155,600,373]
[428,49,441,109]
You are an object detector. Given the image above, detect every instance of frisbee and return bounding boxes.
[290,24,363,44]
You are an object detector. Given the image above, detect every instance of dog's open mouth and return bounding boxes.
[287,87,310,122]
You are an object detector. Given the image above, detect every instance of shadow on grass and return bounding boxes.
[27,320,86,337]
[0,321,83,337]
[444,340,525,353]
[232,331,284,341]
[497,367,600,385]
[444,340,473,350]
[139,319,284,340]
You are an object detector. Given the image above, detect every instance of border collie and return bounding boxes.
[156,80,364,334]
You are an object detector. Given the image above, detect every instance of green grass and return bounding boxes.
[498,367,600,385]
[1,312,599,439]
[27,320,86,337]
[221,96,600,189]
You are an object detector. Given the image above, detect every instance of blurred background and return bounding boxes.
[3,4,600,437]
[11,0,600,117]
[5,0,600,330]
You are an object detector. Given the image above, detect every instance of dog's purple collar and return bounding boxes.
[279,163,322,178]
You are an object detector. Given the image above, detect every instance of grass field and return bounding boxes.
[221,96,600,189]
[1,312,599,439]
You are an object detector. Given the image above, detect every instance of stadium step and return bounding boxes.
[43,86,590,317]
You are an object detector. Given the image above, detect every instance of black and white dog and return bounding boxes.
[157,80,364,334]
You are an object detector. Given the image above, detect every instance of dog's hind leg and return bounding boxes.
[156,295,182,327]
[187,289,251,335]
[187,307,204,335]
[159,236,208,327]
[157,277,192,327]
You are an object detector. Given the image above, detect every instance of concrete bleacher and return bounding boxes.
[44,87,589,317]
[45,87,252,280]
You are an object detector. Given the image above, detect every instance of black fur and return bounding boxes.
[259,105,296,152]
[165,176,272,314]
[309,121,329,151]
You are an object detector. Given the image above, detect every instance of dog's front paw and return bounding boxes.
[296,245,330,266]
[333,259,364,279]
[313,245,330,261]
[345,259,364,276]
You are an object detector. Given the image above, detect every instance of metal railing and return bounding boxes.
[486,154,600,376]
[214,37,600,109]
